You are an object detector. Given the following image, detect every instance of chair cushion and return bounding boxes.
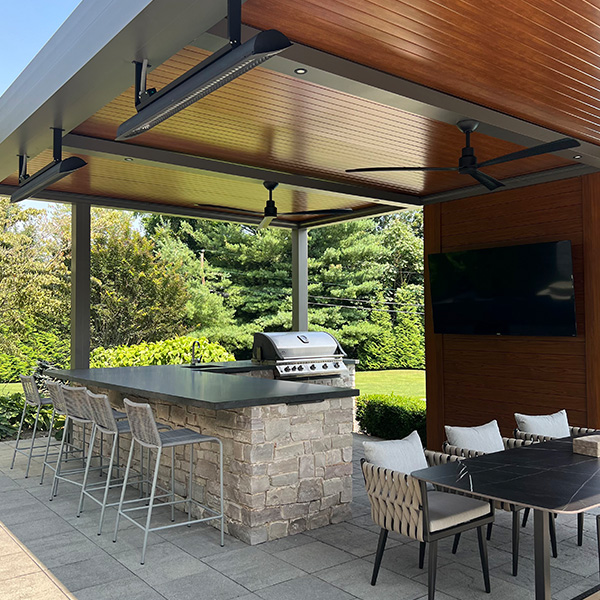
[445,420,504,454]
[428,491,491,532]
[514,410,570,438]
[363,430,428,475]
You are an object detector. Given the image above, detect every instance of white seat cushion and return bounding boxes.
[363,430,427,475]
[514,410,570,438]
[428,491,491,532]
[445,420,504,453]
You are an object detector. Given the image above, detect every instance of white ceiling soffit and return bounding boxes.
[0,0,238,182]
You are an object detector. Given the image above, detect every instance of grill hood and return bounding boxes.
[252,331,346,361]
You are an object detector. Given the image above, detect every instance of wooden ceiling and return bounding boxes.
[1,149,373,225]
[1,0,591,225]
[243,0,600,146]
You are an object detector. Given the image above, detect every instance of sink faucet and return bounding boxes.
[191,340,201,365]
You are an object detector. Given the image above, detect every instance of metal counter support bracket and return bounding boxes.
[533,509,551,600]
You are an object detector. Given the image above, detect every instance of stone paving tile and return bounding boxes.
[303,521,403,557]
[50,555,133,593]
[0,571,75,600]
[317,557,428,600]
[255,574,355,600]
[74,577,168,600]
[160,523,247,559]
[152,569,249,600]
[0,550,42,581]
[413,561,532,600]
[257,532,315,555]
[203,546,305,591]
[275,540,354,574]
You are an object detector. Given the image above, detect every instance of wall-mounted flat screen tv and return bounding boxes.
[428,240,576,336]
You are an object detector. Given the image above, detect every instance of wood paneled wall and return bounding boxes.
[424,174,600,449]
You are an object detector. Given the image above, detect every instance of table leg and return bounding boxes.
[533,510,551,600]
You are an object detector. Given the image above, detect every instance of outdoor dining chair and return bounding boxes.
[442,419,539,577]
[361,431,494,600]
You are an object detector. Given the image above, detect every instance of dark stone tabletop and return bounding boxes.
[46,364,358,411]
[412,438,600,514]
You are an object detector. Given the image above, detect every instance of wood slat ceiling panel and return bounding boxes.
[242,0,600,145]
[73,46,571,197]
[1,151,372,223]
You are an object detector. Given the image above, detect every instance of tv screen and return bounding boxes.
[428,240,577,336]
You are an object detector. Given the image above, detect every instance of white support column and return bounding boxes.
[71,203,91,369]
[292,228,309,331]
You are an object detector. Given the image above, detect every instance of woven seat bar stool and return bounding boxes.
[11,375,59,479]
[114,398,224,565]
[40,380,85,485]
[50,384,123,500]
[78,391,170,535]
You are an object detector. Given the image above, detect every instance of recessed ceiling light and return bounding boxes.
[294,67,308,75]
[573,154,582,159]
[124,157,134,162]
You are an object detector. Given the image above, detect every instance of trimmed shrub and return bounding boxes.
[356,393,426,443]
[90,335,234,368]
[0,392,63,440]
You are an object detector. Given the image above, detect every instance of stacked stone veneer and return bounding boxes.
[84,363,355,545]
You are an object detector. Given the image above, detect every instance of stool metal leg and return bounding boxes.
[10,400,28,470]
[171,446,175,522]
[77,424,97,517]
[187,444,193,526]
[40,408,56,485]
[141,447,162,565]
[25,404,42,478]
[114,437,135,543]
[218,439,224,546]
[51,416,70,500]
[98,433,118,535]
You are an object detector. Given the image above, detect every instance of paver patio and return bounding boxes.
[0,434,599,600]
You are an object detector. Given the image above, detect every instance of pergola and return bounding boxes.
[1,0,599,445]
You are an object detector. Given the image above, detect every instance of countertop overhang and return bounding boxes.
[46,364,359,410]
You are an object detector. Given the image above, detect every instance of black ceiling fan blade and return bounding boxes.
[467,169,505,191]
[281,209,353,216]
[346,166,458,173]
[477,138,580,169]
[195,203,263,216]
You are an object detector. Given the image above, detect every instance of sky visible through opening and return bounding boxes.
[0,1,81,210]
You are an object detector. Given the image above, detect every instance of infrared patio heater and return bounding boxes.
[10,128,87,204]
[115,0,292,141]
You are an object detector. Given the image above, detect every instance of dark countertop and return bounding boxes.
[46,364,359,411]
[412,438,600,514]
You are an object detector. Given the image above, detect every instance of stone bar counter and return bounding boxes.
[48,361,358,544]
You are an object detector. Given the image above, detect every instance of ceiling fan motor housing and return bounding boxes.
[264,199,278,217]
[458,146,477,173]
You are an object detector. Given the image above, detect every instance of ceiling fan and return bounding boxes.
[346,120,581,191]
[201,181,353,229]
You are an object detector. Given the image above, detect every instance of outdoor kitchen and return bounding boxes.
[48,332,358,545]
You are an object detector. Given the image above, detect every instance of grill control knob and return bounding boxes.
[323,364,328,369]
[333,362,340,368]
[298,365,304,371]
[292,366,297,371]
[284,366,290,372]
[310,364,316,370]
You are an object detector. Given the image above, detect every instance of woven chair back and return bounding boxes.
[86,391,118,434]
[61,385,92,421]
[20,375,42,406]
[123,398,161,448]
[44,380,67,414]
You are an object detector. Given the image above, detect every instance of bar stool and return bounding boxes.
[114,398,224,565]
[11,375,58,478]
[78,391,169,535]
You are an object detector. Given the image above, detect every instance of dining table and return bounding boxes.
[412,437,600,600]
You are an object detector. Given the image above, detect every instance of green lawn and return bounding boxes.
[355,369,425,398]
[0,382,22,396]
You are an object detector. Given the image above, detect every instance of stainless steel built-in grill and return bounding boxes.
[252,331,348,379]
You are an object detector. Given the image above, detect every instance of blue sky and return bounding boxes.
[0,1,82,97]
[1,1,81,209]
